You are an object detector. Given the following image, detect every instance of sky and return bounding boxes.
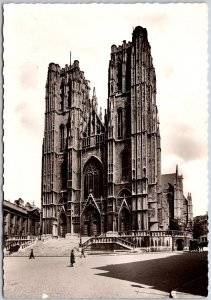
[3,3,208,216]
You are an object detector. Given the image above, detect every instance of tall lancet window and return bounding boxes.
[117,62,122,92]
[61,159,67,190]
[126,51,131,91]
[60,125,65,151]
[125,105,131,137]
[67,81,72,107]
[122,149,129,181]
[117,108,123,139]
[84,159,103,199]
[60,81,65,110]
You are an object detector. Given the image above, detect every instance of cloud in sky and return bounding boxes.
[164,123,207,162]
[3,3,208,216]
[19,66,39,90]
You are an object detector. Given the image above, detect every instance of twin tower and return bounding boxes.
[41,26,167,237]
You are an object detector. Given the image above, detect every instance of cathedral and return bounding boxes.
[41,26,188,238]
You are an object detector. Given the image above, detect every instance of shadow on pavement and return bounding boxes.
[131,284,145,289]
[93,252,208,297]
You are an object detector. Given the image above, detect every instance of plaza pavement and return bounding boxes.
[3,251,207,299]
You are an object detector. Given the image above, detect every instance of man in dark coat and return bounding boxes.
[29,249,35,259]
[70,249,75,267]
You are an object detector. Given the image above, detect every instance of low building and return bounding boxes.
[162,165,193,231]
[3,198,41,239]
[193,213,208,242]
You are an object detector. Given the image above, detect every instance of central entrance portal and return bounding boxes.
[82,206,101,236]
[120,207,130,231]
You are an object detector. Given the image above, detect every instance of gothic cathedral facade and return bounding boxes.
[41,26,166,237]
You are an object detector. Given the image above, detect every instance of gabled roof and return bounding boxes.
[161,173,176,190]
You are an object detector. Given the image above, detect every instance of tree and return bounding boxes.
[192,220,204,239]
[170,218,182,230]
[170,217,192,231]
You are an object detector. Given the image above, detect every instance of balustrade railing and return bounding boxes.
[117,237,136,248]
[4,235,37,253]
[82,236,136,249]
[118,230,192,238]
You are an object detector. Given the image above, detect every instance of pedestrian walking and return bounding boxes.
[29,249,35,259]
[70,249,75,267]
[80,247,85,258]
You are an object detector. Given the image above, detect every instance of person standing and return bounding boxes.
[80,247,85,258]
[70,249,75,267]
[29,249,35,259]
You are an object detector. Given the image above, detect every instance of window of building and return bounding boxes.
[87,122,91,136]
[66,123,70,141]
[117,108,123,139]
[117,62,122,92]
[122,149,129,181]
[126,51,131,90]
[67,81,72,107]
[125,105,131,137]
[60,125,65,151]
[61,159,67,190]
[60,81,65,110]
[84,159,103,199]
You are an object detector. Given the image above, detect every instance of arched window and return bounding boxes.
[117,62,122,91]
[60,125,65,151]
[118,189,131,198]
[67,81,72,107]
[87,122,91,136]
[121,150,129,181]
[84,159,103,199]
[60,81,65,110]
[125,105,131,137]
[61,159,67,190]
[117,108,123,139]
[126,50,131,91]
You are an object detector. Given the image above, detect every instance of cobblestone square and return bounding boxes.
[3,252,208,299]
[4,253,175,299]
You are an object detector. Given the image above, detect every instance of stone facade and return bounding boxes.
[193,213,208,242]
[3,198,41,238]
[41,26,167,237]
[162,165,193,230]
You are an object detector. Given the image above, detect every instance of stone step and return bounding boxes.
[8,237,82,257]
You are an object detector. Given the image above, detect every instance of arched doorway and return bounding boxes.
[176,238,184,251]
[82,205,101,236]
[58,210,67,238]
[117,189,131,232]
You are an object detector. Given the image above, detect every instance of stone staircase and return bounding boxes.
[82,236,136,252]
[6,236,89,257]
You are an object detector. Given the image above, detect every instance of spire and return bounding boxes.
[176,164,178,176]
[99,107,102,120]
[157,113,160,125]
[92,87,98,112]
[93,87,96,97]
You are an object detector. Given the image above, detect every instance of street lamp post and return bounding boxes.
[79,214,82,247]
[172,233,175,252]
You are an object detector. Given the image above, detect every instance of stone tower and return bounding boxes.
[41,60,105,236]
[107,26,162,231]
